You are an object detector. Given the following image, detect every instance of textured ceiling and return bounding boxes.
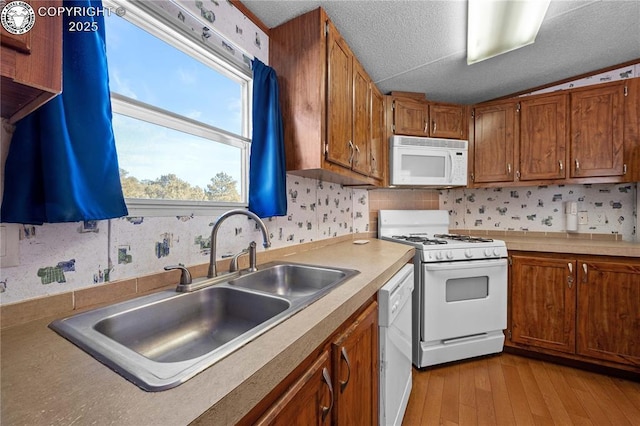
[241,0,640,105]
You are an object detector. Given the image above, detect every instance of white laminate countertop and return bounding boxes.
[0,239,414,426]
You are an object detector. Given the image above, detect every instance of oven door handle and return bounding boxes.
[423,258,507,271]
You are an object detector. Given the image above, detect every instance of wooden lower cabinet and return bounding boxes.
[508,252,640,372]
[331,302,378,425]
[244,300,379,425]
[256,351,333,425]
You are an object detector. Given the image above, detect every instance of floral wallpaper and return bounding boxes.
[440,183,637,240]
[0,175,369,304]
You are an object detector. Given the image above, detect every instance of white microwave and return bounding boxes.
[389,135,468,187]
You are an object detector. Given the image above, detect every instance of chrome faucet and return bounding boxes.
[208,209,271,278]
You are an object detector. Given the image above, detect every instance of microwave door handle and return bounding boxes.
[448,151,454,183]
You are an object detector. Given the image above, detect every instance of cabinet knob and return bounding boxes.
[575,159,580,173]
[559,160,564,171]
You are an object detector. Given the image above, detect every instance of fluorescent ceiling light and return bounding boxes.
[467,0,550,65]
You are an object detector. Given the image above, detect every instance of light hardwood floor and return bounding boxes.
[403,353,640,426]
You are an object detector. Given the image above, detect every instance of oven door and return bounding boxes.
[420,258,507,342]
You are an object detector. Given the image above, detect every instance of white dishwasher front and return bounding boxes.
[379,263,414,426]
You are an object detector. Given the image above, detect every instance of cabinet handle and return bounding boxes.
[321,367,334,422]
[432,119,436,134]
[354,144,361,166]
[424,120,428,133]
[567,263,574,288]
[516,170,521,180]
[348,140,354,164]
[582,263,588,283]
[507,163,512,175]
[339,347,351,392]
[575,159,580,173]
[559,160,563,171]
[568,263,573,273]
[623,164,627,175]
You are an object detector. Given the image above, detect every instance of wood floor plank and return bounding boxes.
[514,357,553,421]
[441,363,460,425]
[459,361,477,408]
[487,356,516,425]
[526,358,575,425]
[476,388,497,426]
[501,362,536,426]
[422,370,445,426]
[403,368,430,425]
[574,369,638,426]
[403,354,640,426]
[459,403,478,426]
[543,361,591,419]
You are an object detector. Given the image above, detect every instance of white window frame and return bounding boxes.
[104,0,252,217]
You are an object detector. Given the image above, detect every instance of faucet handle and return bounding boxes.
[164,264,192,285]
[229,248,250,273]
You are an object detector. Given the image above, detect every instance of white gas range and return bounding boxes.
[378,210,508,368]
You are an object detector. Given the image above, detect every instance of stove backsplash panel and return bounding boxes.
[440,183,637,241]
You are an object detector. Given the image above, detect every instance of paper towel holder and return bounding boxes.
[564,201,578,232]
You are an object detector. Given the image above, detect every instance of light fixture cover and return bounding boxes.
[467,0,550,65]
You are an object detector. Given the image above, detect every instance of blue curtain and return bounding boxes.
[1,0,127,225]
[248,58,287,218]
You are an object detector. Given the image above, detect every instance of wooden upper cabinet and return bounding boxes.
[326,22,354,170]
[369,84,385,181]
[269,7,382,186]
[471,101,517,183]
[510,254,576,354]
[576,259,640,366]
[429,103,465,139]
[1,0,62,122]
[351,58,370,176]
[570,82,626,178]
[393,98,428,136]
[519,93,568,181]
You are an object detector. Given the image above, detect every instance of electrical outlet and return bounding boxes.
[594,213,606,225]
[578,212,588,225]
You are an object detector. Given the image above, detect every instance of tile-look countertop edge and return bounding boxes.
[0,239,414,426]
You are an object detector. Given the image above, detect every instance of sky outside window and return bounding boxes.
[103,13,245,201]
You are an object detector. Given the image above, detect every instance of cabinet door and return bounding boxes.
[326,21,353,169]
[570,83,625,178]
[351,59,370,176]
[576,260,640,366]
[369,84,385,180]
[429,104,464,139]
[256,351,334,426]
[519,94,568,181]
[393,98,428,136]
[510,255,576,354]
[472,102,517,183]
[332,302,378,426]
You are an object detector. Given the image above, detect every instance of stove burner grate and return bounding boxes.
[433,233,494,243]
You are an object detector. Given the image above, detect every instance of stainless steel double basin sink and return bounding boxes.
[50,262,358,391]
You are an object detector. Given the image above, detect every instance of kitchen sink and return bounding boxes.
[49,262,358,391]
[228,263,349,298]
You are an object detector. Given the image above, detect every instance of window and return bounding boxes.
[103,1,251,216]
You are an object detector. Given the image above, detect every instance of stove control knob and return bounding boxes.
[493,248,501,257]
[446,250,454,260]
[435,251,444,260]
[484,248,492,257]
[464,249,473,258]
